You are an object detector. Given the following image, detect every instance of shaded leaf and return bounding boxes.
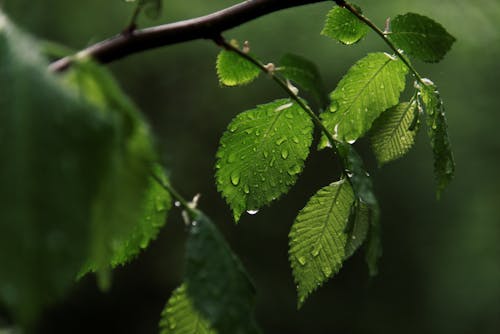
[215,99,313,221]
[185,214,260,334]
[107,165,171,267]
[365,214,382,276]
[344,201,371,259]
[389,13,456,63]
[289,180,355,307]
[216,42,260,87]
[321,5,368,45]
[0,12,115,324]
[370,101,419,165]
[159,285,216,334]
[279,53,329,108]
[64,60,157,287]
[320,52,408,146]
[418,82,455,198]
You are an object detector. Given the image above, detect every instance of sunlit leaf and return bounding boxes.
[0,12,114,324]
[320,52,408,146]
[216,42,260,87]
[279,53,329,108]
[289,180,355,307]
[370,102,420,165]
[185,214,261,334]
[389,13,456,63]
[418,82,455,198]
[159,285,216,334]
[215,99,313,221]
[321,4,368,45]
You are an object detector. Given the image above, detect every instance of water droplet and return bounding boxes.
[276,137,287,145]
[230,172,240,186]
[228,124,238,133]
[292,136,299,144]
[297,256,307,265]
[191,221,198,227]
[243,184,250,194]
[276,102,294,112]
[169,321,177,330]
[311,248,320,257]
[287,164,302,176]
[269,158,276,167]
[347,139,356,144]
[281,149,289,159]
[174,201,181,207]
[330,100,339,113]
[263,151,269,158]
[227,152,237,163]
[246,209,259,215]
[322,266,332,277]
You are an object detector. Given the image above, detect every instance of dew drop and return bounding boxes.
[263,151,269,158]
[322,266,332,277]
[228,124,238,133]
[276,137,287,145]
[347,138,356,144]
[281,149,289,159]
[230,171,240,186]
[292,136,299,144]
[243,184,250,194]
[297,256,307,266]
[287,164,301,176]
[227,153,237,163]
[311,248,320,257]
[174,201,181,207]
[246,209,259,215]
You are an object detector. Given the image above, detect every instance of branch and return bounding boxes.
[49,0,328,72]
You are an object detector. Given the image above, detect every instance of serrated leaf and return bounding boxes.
[0,12,116,324]
[64,60,157,287]
[107,165,171,267]
[321,5,368,45]
[320,52,408,146]
[389,13,456,63]
[159,285,216,334]
[418,82,455,198]
[279,53,329,108]
[289,180,355,307]
[215,99,313,221]
[370,102,419,165]
[344,201,370,259]
[335,144,382,274]
[216,45,260,87]
[185,214,260,334]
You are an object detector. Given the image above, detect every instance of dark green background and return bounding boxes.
[2,0,499,333]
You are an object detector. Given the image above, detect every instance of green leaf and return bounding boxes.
[289,180,355,307]
[216,42,260,87]
[344,201,370,259]
[321,5,368,45]
[418,82,455,198]
[64,60,157,287]
[279,53,329,108]
[125,0,162,20]
[370,101,420,165]
[215,99,313,221]
[335,144,382,274]
[389,13,456,63]
[0,12,115,324]
[185,214,260,334]
[320,52,408,146]
[107,165,171,267]
[159,285,216,334]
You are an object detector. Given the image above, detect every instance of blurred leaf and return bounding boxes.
[125,0,163,20]
[321,4,368,45]
[107,165,171,267]
[418,82,455,198]
[344,201,370,259]
[279,53,329,108]
[289,180,355,307]
[0,12,115,324]
[216,43,260,87]
[185,214,260,334]
[64,60,157,286]
[365,214,382,276]
[370,102,420,165]
[320,52,408,146]
[159,285,216,334]
[389,13,456,63]
[215,99,313,221]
